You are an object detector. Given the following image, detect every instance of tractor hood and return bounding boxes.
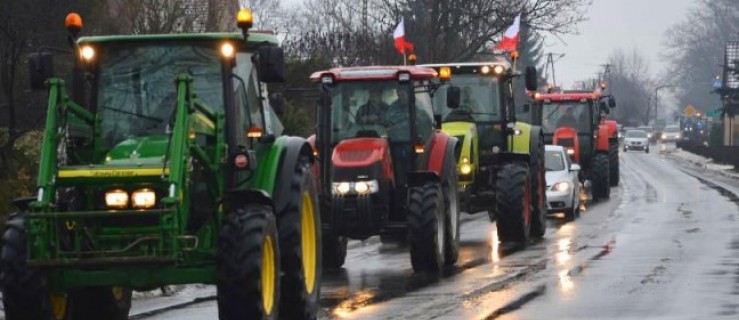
[104,135,169,165]
[331,138,394,182]
[442,121,476,142]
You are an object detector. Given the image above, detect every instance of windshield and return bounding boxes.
[96,42,224,148]
[545,150,566,171]
[626,130,647,138]
[541,102,592,134]
[664,125,680,132]
[433,74,501,123]
[328,81,434,143]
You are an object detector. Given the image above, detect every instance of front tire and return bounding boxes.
[276,164,322,320]
[609,142,620,186]
[495,164,531,244]
[217,205,280,320]
[442,152,461,266]
[1,213,56,320]
[592,153,611,201]
[407,182,445,273]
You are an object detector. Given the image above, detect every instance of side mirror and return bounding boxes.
[608,96,616,108]
[600,101,610,115]
[257,46,285,83]
[28,52,54,90]
[268,92,284,116]
[525,66,538,91]
[570,163,581,171]
[446,85,461,109]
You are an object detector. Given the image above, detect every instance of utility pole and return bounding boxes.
[545,52,565,88]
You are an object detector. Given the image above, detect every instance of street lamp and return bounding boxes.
[653,85,674,125]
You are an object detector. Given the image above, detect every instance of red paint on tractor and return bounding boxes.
[553,127,580,162]
[426,132,449,176]
[332,138,394,180]
[596,124,611,151]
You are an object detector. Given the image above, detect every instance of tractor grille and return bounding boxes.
[558,138,574,148]
[338,150,373,162]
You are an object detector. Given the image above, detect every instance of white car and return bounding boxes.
[659,125,682,142]
[545,145,581,221]
[623,129,650,153]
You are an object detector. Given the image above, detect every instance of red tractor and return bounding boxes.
[308,66,461,272]
[532,90,617,201]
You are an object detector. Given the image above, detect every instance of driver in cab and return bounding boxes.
[356,87,389,125]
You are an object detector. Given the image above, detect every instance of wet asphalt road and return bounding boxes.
[132,147,739,320]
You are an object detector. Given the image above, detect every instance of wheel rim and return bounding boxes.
[301,192,317,294]
[523,180,531,227]
[50,294,67,320]
[437,194,445,257]
[262,235,276,315]
[112,287,124,301]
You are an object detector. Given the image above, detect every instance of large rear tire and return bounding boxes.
[442,152,460,266]
[529,136,547,239]
[407,182,445,273]
[609,142,620,186]
[1,213,56,320]
[217,205,280,320]
[276,164,322,320]
[322,234,347,270]
[495,164,531,244]
[592,153,611,201]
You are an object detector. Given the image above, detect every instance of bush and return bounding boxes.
[0,130,43,216]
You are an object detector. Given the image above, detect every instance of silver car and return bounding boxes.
[659,125,682,142]
[624,129,650,153]
[545,145,581,221]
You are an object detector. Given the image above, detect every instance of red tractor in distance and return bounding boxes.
[532,90,617,201]
[308,66,461,273]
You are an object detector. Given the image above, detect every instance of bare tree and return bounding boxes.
[602,49,654,126]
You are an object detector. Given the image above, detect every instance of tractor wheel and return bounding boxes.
[276,164,322,320]
[592,153,611,201]
[407,182,445,273]
[442,152,461,266]
[1,213,56,320]
[609,142,620,186]
[68,287,132,320]
[217,205,280,320]
[529,136,547,239]
[495,164,531,244]
[322,234,347,270]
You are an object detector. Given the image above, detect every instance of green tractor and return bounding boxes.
[1,10,322,320]
[420,59,547,244]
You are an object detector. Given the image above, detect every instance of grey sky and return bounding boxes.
[546,0,694,88]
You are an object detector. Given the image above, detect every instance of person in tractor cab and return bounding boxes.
[356,87,389,125]
[461,86,481,112]
[557,106,578,129]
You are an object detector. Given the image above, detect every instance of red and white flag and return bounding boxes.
[495,14,521,52]
[393,18,414,54]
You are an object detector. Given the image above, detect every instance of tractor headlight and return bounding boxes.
[332,181,379,195]
[132,188,157,209]
[552,182,570,192]
[333,182,351,195]
[460,163,472,175]
[354,180,379,194]
[105,189,129,209]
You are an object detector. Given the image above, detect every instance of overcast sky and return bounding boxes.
[546,0,694,88]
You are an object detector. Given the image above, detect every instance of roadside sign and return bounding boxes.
[684,105,696,117]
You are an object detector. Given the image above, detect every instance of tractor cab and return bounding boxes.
[533,90,617,200]
[310,66,461,272]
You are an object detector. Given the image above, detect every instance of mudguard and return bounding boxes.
[604,120,618,138]
[596,124,611,152]
[509,122,532,155]
[426,132,451,176]
[553,127,580,162]
[273,136,315,216]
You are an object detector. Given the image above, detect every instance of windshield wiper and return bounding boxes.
[101,106,163,123]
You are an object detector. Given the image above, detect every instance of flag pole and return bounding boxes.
[403,52,407,66]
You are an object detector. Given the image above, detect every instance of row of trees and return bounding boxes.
[0,0,589,212]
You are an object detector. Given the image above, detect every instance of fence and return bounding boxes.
[676,140,739,169]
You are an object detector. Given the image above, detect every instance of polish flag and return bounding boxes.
[394,18,412,54]
[495,14,521,52]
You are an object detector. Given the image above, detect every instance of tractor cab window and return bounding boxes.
[329,81,432,143]
[96,42,223,148]
[433,74,501,123]
[541,102,592,134]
